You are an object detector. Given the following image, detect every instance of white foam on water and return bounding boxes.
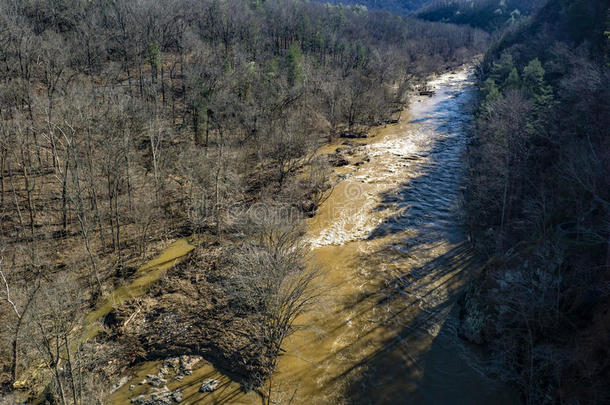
[309,67,474,248]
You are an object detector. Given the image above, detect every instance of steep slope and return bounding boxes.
[463,0,610,403]
[316,0,432,15]
[416,0,547,31]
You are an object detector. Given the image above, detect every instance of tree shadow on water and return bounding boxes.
[367,90,475,247]
[340,241,516,405]
[333,84,515,404]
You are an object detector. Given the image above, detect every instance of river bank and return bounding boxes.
[106,64,517,404]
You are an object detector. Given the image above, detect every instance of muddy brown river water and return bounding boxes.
[111,66,517,404]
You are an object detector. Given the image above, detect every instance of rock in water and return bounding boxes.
[147,374,167,388]
[172,389,183,403]
[131,386,171,405]
[199,379,219,392]
[111,376,130,393]
[328,152,349,167]
[178,355,202,376]
[131,386,183,404]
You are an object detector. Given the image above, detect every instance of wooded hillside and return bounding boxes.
[416,0,547,32]
[462,0,610,403]
[0,0,487,402]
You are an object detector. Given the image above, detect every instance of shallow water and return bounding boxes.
[266,66,516,405]
[111,66,517,404]
[82,238,195,340]
[13,239,196,402]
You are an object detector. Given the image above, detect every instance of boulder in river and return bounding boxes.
[171,389,183,403]
[111,376,130,393]
[178,355,202,376]
[146,373,167,388]
[130,386,183,404]
[200,379,220,392]
[131,386,171,405]
[328,152,349,167]
[339,130,367,139]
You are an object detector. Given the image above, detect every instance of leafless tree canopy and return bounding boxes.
[0,0,488,401]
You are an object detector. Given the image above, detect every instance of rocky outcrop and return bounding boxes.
[111,376,130,393]
[162,355,202,380]
[328,151,349,167]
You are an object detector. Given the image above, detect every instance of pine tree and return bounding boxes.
[522,58,552,106]
[502,67,521,90]
[286,43,304,86]
[480,78,503,114]
[490,52,514,83]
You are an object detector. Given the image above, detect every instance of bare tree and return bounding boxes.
[30,277,84,405]
[477,90,532,250]
[0,252,40,386]
[225,218,319,389]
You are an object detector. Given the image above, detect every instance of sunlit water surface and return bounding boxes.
[111,66,517,405]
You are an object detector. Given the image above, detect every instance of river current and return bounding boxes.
[110,65,516,405]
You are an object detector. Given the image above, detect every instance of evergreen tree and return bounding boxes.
[522,58,552,106]
[490,52,514,83]
[480,78,503,114]
[502,67,521,90]
[286,43,304,86]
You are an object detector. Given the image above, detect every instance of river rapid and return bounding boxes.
[267,65,516,405]
[111,66,516,405]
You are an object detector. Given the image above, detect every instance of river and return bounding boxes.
[266,65,516,404]
[110,65,516,405]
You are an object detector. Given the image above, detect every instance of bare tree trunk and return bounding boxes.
[126,66,133,97]
[73,165,102,294]
[138,61,144,99]
[21,158,36,240]
[85,129,106,250]
[108,175,117,252]
[9,165,24,230]
[2,264,39,386]
[114,183,122,264]
[63,334,79,405]
[215,124,223,239]
[61,157,69,233]
[9,289,37,384]
[124,134,133,214]
[37,323,67,405]
[77,345,84,402]
[161,63,166,106]
[498,152,510,251]
[31,130,42,170]
[49,133,59,172]
[169,63,176,123]
[149,120,162,204]
[0,147,5,209]
[180,51,187,124]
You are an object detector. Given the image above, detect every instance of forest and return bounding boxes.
[462,0,610,404]
[0,0,608,404]
[317,0,431,16]
[0,0,487,403]
[318,0,547,32]
[416,0,547,32]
